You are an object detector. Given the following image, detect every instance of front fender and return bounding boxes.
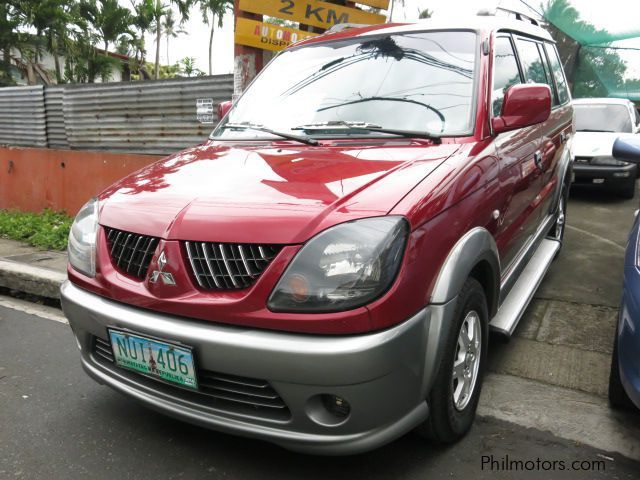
[430,227,500,313]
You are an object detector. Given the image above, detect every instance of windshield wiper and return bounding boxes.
[292,121,442,144]
[221,122,319,146]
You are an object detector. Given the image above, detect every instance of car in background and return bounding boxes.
[609,136,640,411]
[572,98,640,199]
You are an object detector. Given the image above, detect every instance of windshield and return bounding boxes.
[212,31,478,141]
[574,103,633,133]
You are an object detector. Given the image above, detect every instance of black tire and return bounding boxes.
[417,277,489,443]
[608,334,636,411]
[621,178,636,200]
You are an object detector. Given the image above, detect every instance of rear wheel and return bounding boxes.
[417,277,488,443]
[548,183,568,259]
[608,333,636,410]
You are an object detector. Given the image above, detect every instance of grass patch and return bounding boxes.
[0,210,73,251]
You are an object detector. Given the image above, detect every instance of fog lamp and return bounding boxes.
[322,394,351,418]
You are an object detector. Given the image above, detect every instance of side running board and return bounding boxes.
[490,238,560,337]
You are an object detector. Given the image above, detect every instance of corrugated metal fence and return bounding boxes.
[0,86,48,148]
[0,75,233,155]
[44,85,68,149]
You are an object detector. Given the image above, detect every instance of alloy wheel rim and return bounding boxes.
[555,196,565,239]
[452,310,482,411]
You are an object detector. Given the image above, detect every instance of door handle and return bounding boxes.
[534,151,543,169]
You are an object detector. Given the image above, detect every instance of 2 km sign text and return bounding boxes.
[238,0,386,31]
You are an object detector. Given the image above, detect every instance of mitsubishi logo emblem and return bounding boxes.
[150,251,176,286]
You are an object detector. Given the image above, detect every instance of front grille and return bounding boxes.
[105,228,159,279]
[92,336,290,421]
[185,242,282,290]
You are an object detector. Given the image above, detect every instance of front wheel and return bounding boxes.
[416,277,489,443]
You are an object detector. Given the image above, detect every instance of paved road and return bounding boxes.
[1,303,639,480]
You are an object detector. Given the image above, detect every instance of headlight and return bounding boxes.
[68,198,99,277]
[591,156,628,166]
[268,216,409,313]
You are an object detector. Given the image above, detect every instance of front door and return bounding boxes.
[491,34,545,269]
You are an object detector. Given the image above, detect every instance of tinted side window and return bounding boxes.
[537,44,559,105]
[545,43,570,104]
[517,39,548,84]
[493,36,522,117]
[516,38,558,105]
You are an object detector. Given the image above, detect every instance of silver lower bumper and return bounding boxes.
[61,281,451,455]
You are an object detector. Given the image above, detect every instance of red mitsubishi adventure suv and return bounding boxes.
[61,15,573,454]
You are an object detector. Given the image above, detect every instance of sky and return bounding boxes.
[137,0,640,77]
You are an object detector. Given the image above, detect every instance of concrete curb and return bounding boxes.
[479,373,640,461]
[0,259,66,300]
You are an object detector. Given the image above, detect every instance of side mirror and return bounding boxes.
[218,100,233,121]
[613,137,640,164]
[491,84,552,134]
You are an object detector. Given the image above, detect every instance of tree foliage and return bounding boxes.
[0,0,221,85]
[196,0,233,76]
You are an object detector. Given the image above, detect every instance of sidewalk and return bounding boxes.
[0,238,67,300]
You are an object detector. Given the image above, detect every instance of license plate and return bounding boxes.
[108,329,198,390]
[593,178,605,184]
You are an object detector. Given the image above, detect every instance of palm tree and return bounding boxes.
[179,56,203,77]
[149,0,169,79]
[418,8,433,19]
[129,0,155,76]
[162,9,185,66]
[91,0,134,54]
[197,0,233,76]
[0,2,20,85]
[388,0,405,22]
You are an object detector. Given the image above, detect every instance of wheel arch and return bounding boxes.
[550,138,574,214]
[431,227,500,318]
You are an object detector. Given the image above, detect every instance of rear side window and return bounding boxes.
[517,39,548,84]
[492,36,522,117]
[516,38,558,105]
[545,44,570,105]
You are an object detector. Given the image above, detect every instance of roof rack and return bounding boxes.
[325,23,368,34]
[477,6,543,27]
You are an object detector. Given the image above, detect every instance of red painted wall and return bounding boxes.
[0,147,161,215]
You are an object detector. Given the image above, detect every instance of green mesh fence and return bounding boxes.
[541,0,640,100]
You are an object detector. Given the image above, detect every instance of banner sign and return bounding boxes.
[238,0,386,31]
[354,0,391,8]
[235,18,319,52]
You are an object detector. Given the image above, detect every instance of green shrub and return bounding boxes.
[0,210,73,251]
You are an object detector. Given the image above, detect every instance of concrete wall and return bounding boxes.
[0,147,160,215]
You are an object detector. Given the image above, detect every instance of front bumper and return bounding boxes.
[573,163,636,189]
[61,281,450,454]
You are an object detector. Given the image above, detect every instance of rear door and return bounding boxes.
[491,34,544,269]
[514,37,572,227]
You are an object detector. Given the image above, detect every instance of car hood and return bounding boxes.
[99,141,460,244]
[573,131,636,158]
